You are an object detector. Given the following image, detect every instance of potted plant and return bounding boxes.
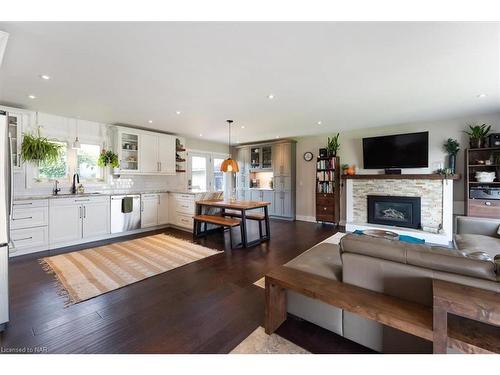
[327,133,340,157]
[442,138,460,174]
[464,124,491,149]
[21,128,62,165]
[97,149,120,173]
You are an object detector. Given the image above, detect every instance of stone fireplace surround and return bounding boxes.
[344,174,456,245]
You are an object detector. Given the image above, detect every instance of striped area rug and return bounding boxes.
[40,234,220,305]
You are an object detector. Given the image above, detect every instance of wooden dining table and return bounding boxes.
[194,199,271,247]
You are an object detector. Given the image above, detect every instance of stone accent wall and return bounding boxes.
[352,179,443,229]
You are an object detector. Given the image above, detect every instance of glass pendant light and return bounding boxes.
[72,118,81,149]
[220,120,239,173]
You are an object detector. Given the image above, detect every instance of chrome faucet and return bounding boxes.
[53,180,61,196]
[71,173,80,194]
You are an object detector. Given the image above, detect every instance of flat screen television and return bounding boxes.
[362,131,429,169]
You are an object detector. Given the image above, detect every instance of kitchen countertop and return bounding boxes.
[13,189,204,201]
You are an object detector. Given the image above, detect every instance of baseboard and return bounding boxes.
[296,215,317,223]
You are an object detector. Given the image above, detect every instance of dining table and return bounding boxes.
[194,199,271,247]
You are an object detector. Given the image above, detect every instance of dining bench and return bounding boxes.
[193,214,243,248]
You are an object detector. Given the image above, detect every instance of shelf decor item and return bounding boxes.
[475,171,496,183]
[443,138,460,173]
[97,149,119,168]
[327,133,340,157]
[21,127,62,165]
[220,120,240,173]
[464,124,491,149]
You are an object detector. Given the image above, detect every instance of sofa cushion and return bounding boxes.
[341,234,498,282]
[454,234,500,259]
[285,242,342,281]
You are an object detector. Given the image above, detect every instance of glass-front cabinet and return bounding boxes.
[5,111,25,171]
[250,145,272,170]
[119,131,140,172]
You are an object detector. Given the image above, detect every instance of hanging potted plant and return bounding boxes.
[327,133,340,157]
[97,149,120,173]
[464,124,491,149]
[21,128,62,165]
[442,138,460,174]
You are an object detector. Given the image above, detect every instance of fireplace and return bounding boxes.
[367,195,421,229]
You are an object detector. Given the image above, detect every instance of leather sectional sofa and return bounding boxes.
[285,216,500,353]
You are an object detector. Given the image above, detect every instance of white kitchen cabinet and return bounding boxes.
[49,203,83,245]
[82,200,110,238]
[169,193,196,231]
[9,199,49,257]
[273,142,292,176]
[262,190,274,216]
[274,191,293,218]
[140,133,159,173]
[141,194,159,228]
[49,196,111,248]
[116,126,176,175]
[118,130,140,173]
[250,189,262,201]
[158,193,169,225]
[158,135,176,174]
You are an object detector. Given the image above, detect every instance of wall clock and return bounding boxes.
[303,152,314,162]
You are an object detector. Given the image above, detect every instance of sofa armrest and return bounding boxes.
[455,216,500,237]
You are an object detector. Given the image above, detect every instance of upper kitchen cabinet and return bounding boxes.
[234,146,250,175]
[118,129,141,173]
[273,142,295,176]
[116,127,176,175]
[0,106,34,171]
[249,145,272,170]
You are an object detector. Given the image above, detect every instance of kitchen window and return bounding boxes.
[36,142,104,184]
[77,143,102,181]
[38,141,69,181]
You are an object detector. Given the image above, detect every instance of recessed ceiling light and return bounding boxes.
[275,135,280,139]
[477,93,487,98]
[199,133,203,137]
[148,120,153,124]
[241,125,245,129]
[28,95,36,99]
[236,140,240,144]
[268,94,275,100]
[317,121,322,125]
[39,74,50,80]
[176,111,181,115]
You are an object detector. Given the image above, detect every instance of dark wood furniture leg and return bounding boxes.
[240,209,248,247]
[264,205,271,239]
[265,276,287,334]
[433,304,448,354]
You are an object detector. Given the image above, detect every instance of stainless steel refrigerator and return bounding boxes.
[0,110,11,331]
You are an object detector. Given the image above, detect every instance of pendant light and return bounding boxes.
[220,120,239,173]
[72,118,81,149]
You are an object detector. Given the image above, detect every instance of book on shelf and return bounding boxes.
[316,157,336,170]
[316,170,334,182]
[317,181,334,194]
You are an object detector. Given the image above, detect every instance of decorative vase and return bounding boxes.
[448,154,456,174]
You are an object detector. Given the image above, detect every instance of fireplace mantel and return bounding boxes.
[342,174,461,180]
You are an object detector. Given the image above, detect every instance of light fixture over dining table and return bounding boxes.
[220,119,239,173]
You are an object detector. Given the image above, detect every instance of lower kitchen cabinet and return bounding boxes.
[274,191,293,218]
[49,196,110,248]
[82,200,111,238]
[141,194,159,228]
[158,193,169,225]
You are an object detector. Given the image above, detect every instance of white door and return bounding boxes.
[82,201,110,238]
[141,196,159,228]
[188,152,209,191]
[158,193,169,225]
[158,135,176,174]
[140,133,159,173]
[49,204,82,245]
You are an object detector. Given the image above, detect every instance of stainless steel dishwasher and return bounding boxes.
[111,194,141,233]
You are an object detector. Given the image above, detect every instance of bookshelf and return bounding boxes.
[315,156,340,225]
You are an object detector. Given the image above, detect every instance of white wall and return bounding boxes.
[295,111,500,221]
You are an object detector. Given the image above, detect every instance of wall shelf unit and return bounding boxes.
[465,147,500,218]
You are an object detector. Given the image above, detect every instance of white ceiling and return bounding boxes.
[0,22,499,144]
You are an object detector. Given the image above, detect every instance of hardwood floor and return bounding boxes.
[0,220,370,354]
